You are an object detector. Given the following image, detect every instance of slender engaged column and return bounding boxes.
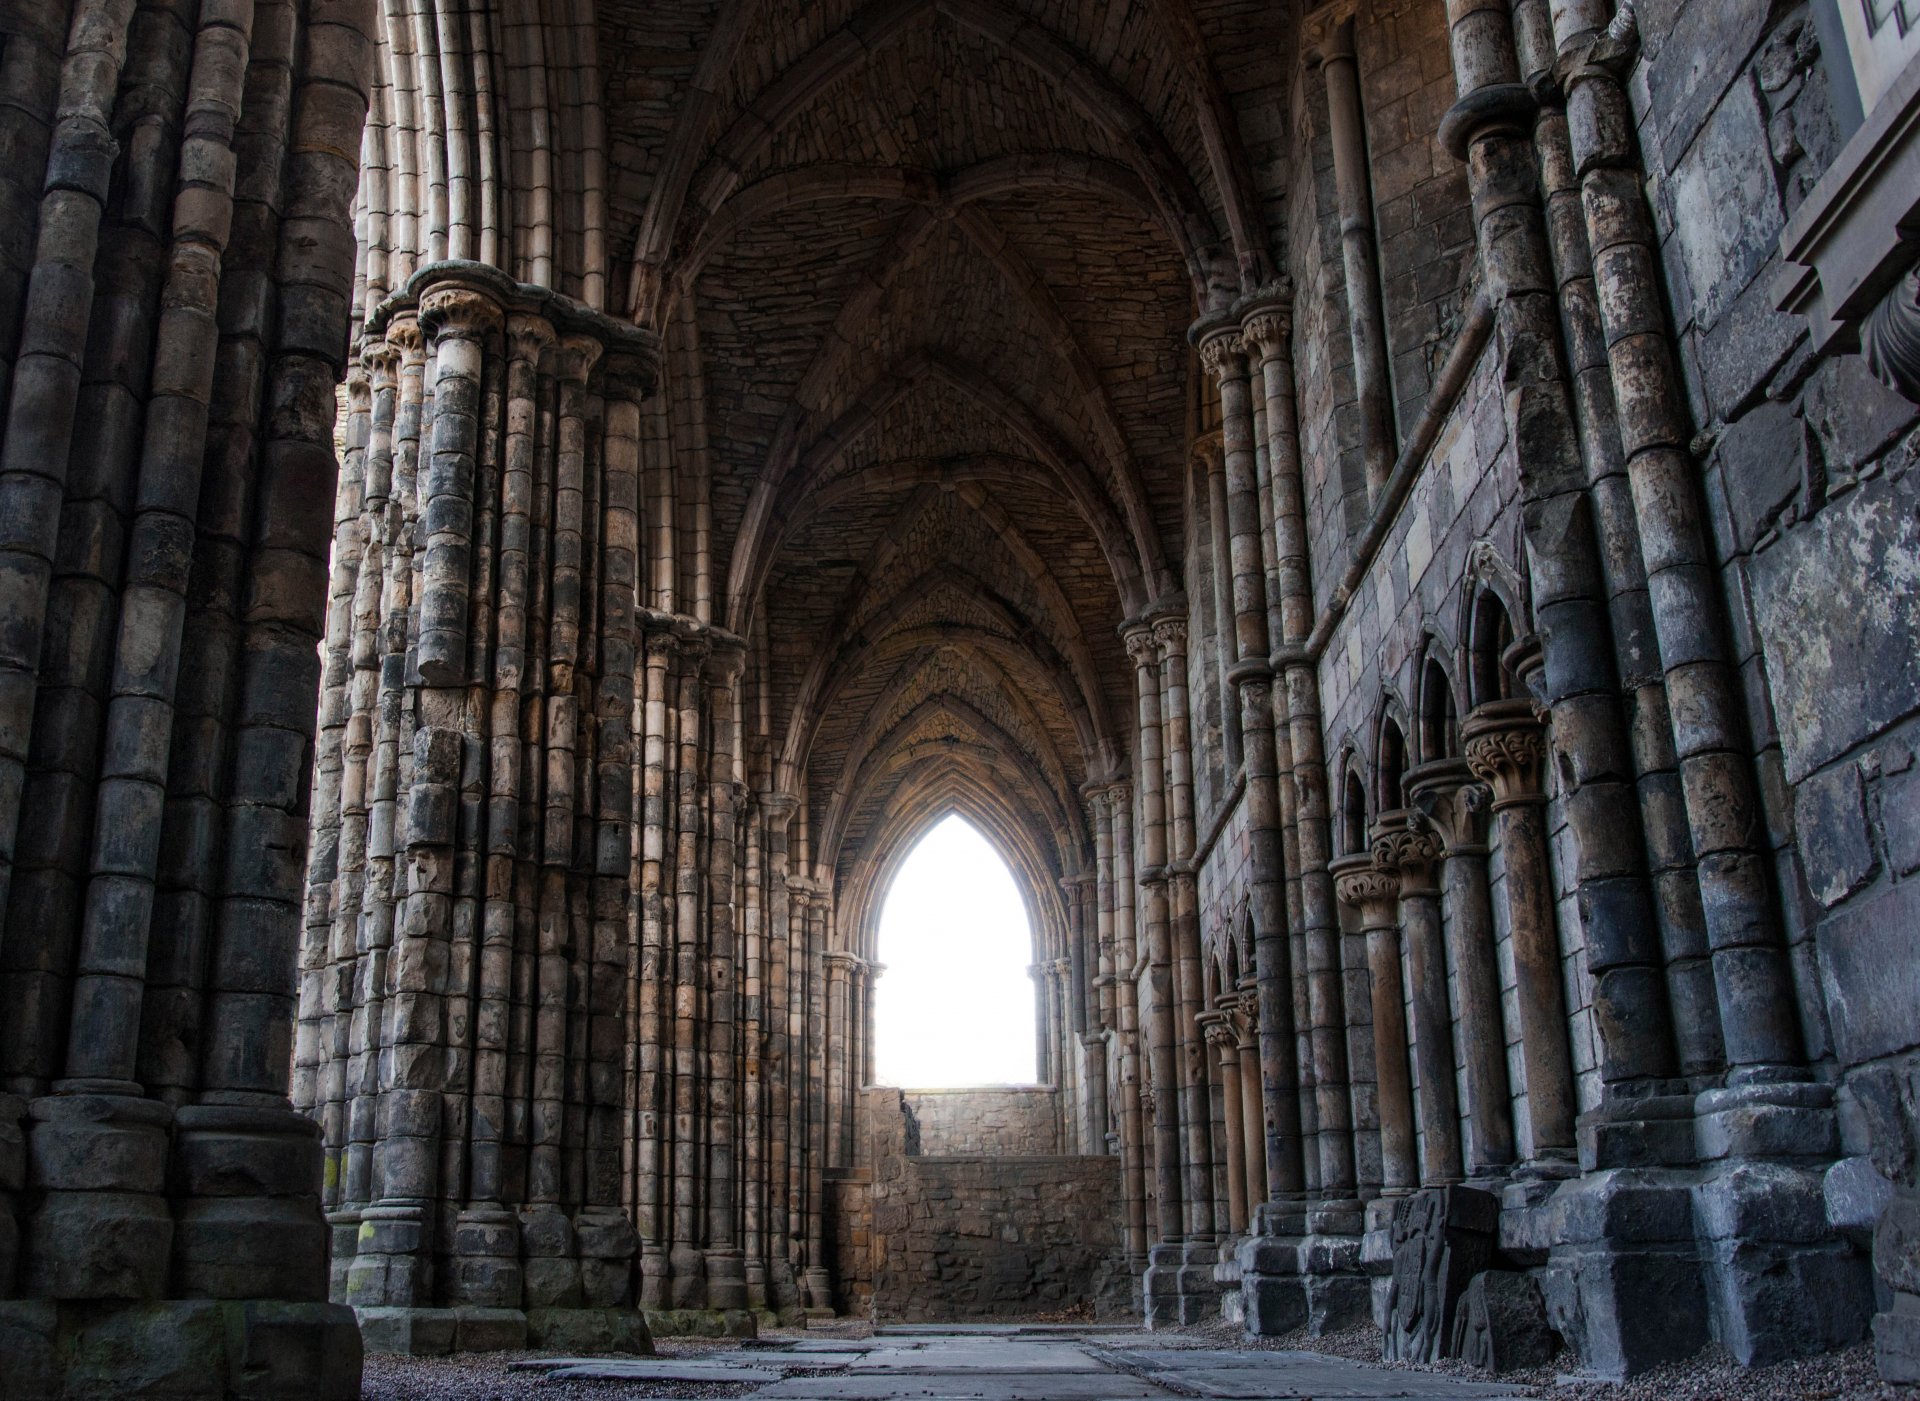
[1312,18,1395,502]
[1406,760,1513,1176]
[1335,848,1415,1195]
[1376,813,1462,1185]
[1205,1014,1248,1231]
[1463,702,1575,1165]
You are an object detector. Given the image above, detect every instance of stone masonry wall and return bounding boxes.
[860,1088,1128,1321]
[902,1088,1061,1156]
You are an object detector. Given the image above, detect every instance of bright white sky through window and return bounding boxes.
[874,813,1038,1087]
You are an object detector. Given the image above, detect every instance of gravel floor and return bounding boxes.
[361,1333,822,1401]
[1155,1319,1920,1400]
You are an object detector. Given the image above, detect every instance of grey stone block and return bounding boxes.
[355,1305,457,1356]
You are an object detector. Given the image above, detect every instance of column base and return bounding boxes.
[1140,1241,1223,1327]
[1236,1201,1370,1338]
[705,1248,748,1309]
[446,1205,523,1309]
[1692,1083,1871,1366]
[802,1264,833,1313]
[0,1297,359,1401]
[1538,1168,1707,1379]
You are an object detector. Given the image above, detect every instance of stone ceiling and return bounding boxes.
[599,0,1297,906]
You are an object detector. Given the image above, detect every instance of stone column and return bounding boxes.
[1107,781,1149,1269]
[824,950,854,1169]
[1436,0,1682,1125]
[1310,17,1395,502]
[1336,847,1415,1195]
[1234,995,1266,1206]
[761,793,798,1310]
[1214,298,1307,1202]
[802,887,833,1313]
[1548,1,1803,1085]
[1377,813,1462,1185]
[1127,624,1182,1249]
[668,632,708,1308]
[1206,1014,1249,1232]
[0,0,375,1383]
[739,796,765,1307]
[703,638,746,1310]
[1462,702,1574,1165]
[635,625,676,1306]
[1406,760,1513,1177]
[1157,615,1215,1243]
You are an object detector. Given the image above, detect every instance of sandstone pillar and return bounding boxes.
[1336,846,1414,1195]
[1157,616,1214,1243]
[703,638,746,1309]
[1206,1014,1249,1232]
[0,0,374,1387]
[1547,2,1803,1084]
[1437,0,1682,1126]
[1200,302,1306,1205]
[1378,814,1462,1185]
[1105,781,1149,1270]
[1311,18,1394,502]
[1406,761,1513,1177]
[1461,703,1574,1165]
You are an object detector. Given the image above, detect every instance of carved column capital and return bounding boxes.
[386,313,425,364]
[1371,809,1444,891]
[1123,625,1158,668]
[553,331,604,385]
[418,281,504,345]
[1237,281,1296,357]
[1332,851,1400,923]
[1152,614,1188,657]
[1189,311,1247,381]
[1405,757,1492,852]
[362,340,402,385]
[1461,699,1547,807]
[506,311,557,366]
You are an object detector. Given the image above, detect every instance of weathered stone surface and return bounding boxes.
[1381,1187,1498,1363]
[1449,1270,1557,1373]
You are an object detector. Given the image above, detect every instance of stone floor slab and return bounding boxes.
[754,1374,1177,1399]
[1099,1348,1529,1400]
[510,1358,787,1382]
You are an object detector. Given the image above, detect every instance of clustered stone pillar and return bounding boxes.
[0,0,376,1392]
[300,261,673,1352]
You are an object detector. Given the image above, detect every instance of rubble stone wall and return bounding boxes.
[901,1088,1061,1156]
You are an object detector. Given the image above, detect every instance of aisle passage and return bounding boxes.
[479,1327,1533,1400]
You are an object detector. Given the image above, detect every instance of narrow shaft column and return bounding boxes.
[1235,1002,1266,1204]
[1314,19,1395,501]
[1407,760,1513,1176]
[704,639,746,1308]
[1127,624,1182,1246]
[1107,781,1148,1268]
[1336,849,1415,1194]
[1207,1016,1249,1231]
[635,626,675,1304]
[824,950,852,1168]
[1463,702,1575,1164]
[1253,279,1354,1203]
[1158,615,1214,1241]
[1201,302,1306,1203]
[668,633,708,1306]
[761,793,798,1308]
[1378,814,1462,1184]
[803,889,832,1311]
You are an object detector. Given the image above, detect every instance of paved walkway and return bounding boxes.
[512,1325,1532,1399]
